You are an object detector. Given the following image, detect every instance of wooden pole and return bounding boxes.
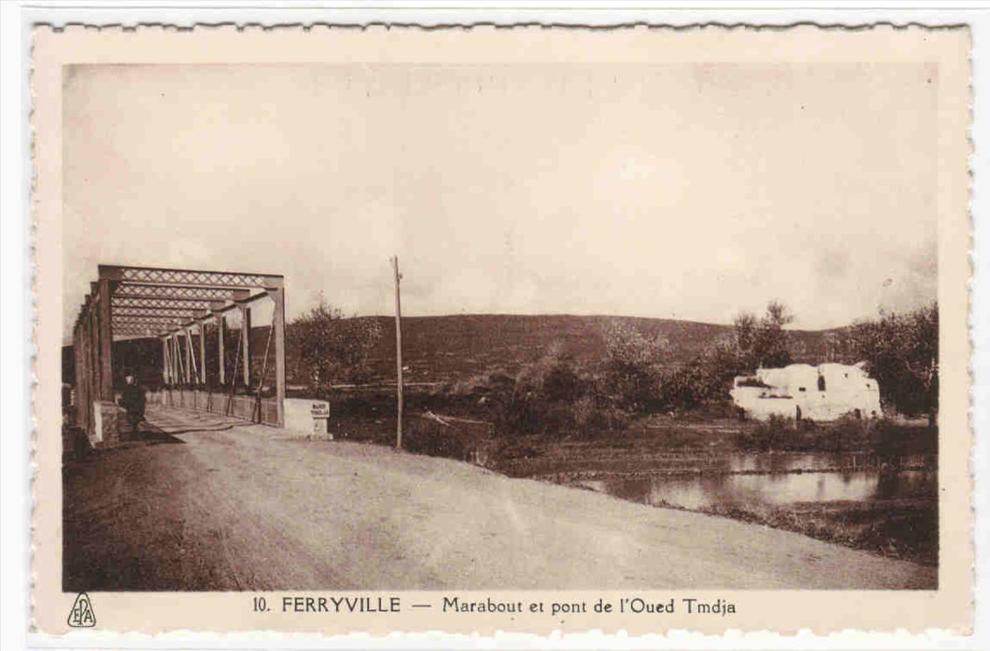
[392,256,403,450]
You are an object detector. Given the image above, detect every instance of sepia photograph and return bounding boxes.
[59,58,943,592]
[24,22,974,637]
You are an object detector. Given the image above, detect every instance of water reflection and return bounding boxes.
[575,452,936,511]
[717,451,929,474]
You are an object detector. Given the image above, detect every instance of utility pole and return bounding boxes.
[392,256,404,450]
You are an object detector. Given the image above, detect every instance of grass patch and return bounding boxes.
[699,499,938,566]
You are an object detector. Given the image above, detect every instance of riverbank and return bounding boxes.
[314,393,938,567]
[63,405,936,590]
[488,417,938,567]
[697,498,938,566]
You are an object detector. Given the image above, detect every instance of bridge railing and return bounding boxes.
[149,388,279,427]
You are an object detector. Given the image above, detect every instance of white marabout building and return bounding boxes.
[731,362,882,422]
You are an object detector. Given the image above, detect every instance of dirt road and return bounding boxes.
[63,406,936,591]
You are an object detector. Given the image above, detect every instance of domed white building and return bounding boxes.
[731,362,882,421]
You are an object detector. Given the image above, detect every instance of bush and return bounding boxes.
[403,417,488,462]
[661,360,729,411]
[572,395,597,429]
[600,320,666,411]
[848,303,938,422]
[661,301,797,414]
[446,370,515,402]
[492,345,626,438]
[572,395,630,433]
[817,413,870,451]
[515,345,585,403]
[737,414,792,451]
[289,298,382,388]
[868,418,906,458]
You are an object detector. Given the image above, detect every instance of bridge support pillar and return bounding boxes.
[269,287,286,428]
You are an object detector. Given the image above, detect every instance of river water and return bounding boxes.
[574,451,937,510]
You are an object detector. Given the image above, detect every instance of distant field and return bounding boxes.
[290,314,854,384]
[63,314,855,388]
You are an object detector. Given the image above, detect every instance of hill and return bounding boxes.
[297,314,853,385]
[63,314,854,389]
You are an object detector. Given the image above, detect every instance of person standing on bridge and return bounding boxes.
[119,374,146,436]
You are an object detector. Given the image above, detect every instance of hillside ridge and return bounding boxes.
[63,313,855,386]
[337,313,852,383]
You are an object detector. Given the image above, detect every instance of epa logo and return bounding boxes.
[67,592,96,627]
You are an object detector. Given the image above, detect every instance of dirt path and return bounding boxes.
[63,406,936,591]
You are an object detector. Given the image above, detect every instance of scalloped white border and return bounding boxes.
[4,2,987,650]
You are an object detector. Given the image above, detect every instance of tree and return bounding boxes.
[498,344,589,436]
[732,301,794,372]
[600,319,668,411]
[662,357,724,410]
[732,300,794,371]
[848,303,938,425]
[661,301,795,411]
[733,312,757,358]
[289,298,383,389]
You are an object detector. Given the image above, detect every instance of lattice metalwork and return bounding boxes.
[114,327,160,337]
[74,264,287,431]
[114,283,238,302]
[112,307,204,319]
[106,265,281,289]
[113,315,192,326]
[113,323,157,331]
[112,297,215,310]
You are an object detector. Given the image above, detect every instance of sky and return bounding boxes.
[62,62,938,337]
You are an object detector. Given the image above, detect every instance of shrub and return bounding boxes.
[572,395,597,429]
[737,414,792,451]
[868,418,905,458]
[447,370,515,401]
[402,417,489,462]
[492,345,625,438]
[732,301,794,371]
[571,395,629,433]
[848,303,938,423]
[661,360,728,411]
[662,301,796,414]
[289,298,382,388]
[515,344,585,403]
[819,413,870,451]
[600,320,666,411]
